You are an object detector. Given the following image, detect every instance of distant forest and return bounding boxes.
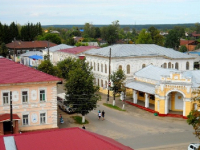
[42,23,196,30]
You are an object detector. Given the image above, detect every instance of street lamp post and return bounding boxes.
[107,48,111,103]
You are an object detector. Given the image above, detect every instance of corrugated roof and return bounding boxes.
[43,44,75,52]
[134,65,200,87]
[58,46,99,54]
[6,41,57,49]
[135,65,179,81]
[126,80,155,94]
[0,58,61,84]
[12,127,133,150]
[84,44,193,59]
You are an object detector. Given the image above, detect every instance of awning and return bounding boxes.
[126,80,156,95]
[29,55,43,60]
[0,114,20,122]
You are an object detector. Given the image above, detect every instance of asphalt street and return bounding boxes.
[57,84,199,150]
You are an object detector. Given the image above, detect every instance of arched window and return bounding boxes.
[142,64,146,68]
[98,79,99,86]
[94,78,96,85]
[101,64,103,72]
[175,62,179,70]
[127,65,130,74]
[98,63,99,71]
[105,64,107,73]
[105,81,107,88]
[94,62,96,71]
[164,63,167,68]
[186,62,189,70]
[119,65,122,70]
[101,80,103,87]
[168,62,171,69]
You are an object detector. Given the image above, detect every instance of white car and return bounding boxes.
[188,143,200,150]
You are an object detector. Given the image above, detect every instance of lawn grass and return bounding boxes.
[103,103,125,111]
[71,116,89,124]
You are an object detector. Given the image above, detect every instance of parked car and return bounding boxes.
[188,143,200,150]
[57,93,76,114]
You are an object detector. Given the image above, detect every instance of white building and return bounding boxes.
[84,44,195,89]
[20,51,42,66]
[42,44,75,64]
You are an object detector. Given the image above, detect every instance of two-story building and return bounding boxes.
[0,58,61,135]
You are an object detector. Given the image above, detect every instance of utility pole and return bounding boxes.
[47,40,50,60]
[107,48,111,103]
[10,91,13,134]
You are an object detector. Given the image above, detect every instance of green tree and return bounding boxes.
[136,29,152,44]
[179,45,187,52]
[83,23,96,38]
[65,59,100,123]
[148,26,164,46]
[195,23,200,34]
[0,43,9,57]
[37,33,61,44]
[195,44,200,50]
[164,29,180,50]
[110,69,126,106]
[37,60,56,76]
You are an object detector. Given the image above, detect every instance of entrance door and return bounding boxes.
[175,93,183,110]
[3,121,11,133]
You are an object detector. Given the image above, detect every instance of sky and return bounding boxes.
[0,0,200,26]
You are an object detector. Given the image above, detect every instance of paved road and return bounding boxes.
[57,84,199,149]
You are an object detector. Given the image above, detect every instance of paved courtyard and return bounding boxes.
[57,85,199,149]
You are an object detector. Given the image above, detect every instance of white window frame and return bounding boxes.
[39,88,47,102]
[40,112,47,124]
[1,90,10,105]
[22,114,29,126]
[21,89,29,103]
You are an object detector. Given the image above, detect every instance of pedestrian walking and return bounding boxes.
[60,114,64,124]
[102,110,105,120]
[98,110,101,120]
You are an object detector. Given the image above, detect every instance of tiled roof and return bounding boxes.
[58,46,99,54]
[180,40,196,45]
[6,41,57,49]
[43,44,75,52]
[84,44,193,59]
[0,114,20,122]
[0,58,61,84]
[2,127,133,150]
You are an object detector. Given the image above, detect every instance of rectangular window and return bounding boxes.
[40,90,45,101]
[40,113,46,124]
[22,91,28,103]
[3,92,9,104]
[139,92,144,97]
[23,114,29,125]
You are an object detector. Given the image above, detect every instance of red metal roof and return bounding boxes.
[0,114,20,122]
[0,137,5,150]
[6,41,57,49]
[58,46,99,54]
[180,39,196,45]
[12,127,133,150]
[0,58,61,84]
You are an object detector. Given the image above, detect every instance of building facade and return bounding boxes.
[126,65,200,117]
[84,44,195,90]
[0,58,61,135]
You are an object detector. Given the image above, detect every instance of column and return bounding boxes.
[133,90,137,104]
[165,96,169,114]
[0,122,3,135]
[183,99,186,116]
[14,120,19,134]
[145,93,149,108]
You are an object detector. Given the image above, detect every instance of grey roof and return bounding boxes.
[20,51,42,57]
[135,65,179,81]
[84,44,194,59]
[43,44,75,52]
[135,65,200,87]
[3,136,17,150]
[126,80,155,94]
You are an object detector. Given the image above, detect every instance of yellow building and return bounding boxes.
[0,58,61,135]
[126,65,200,117]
